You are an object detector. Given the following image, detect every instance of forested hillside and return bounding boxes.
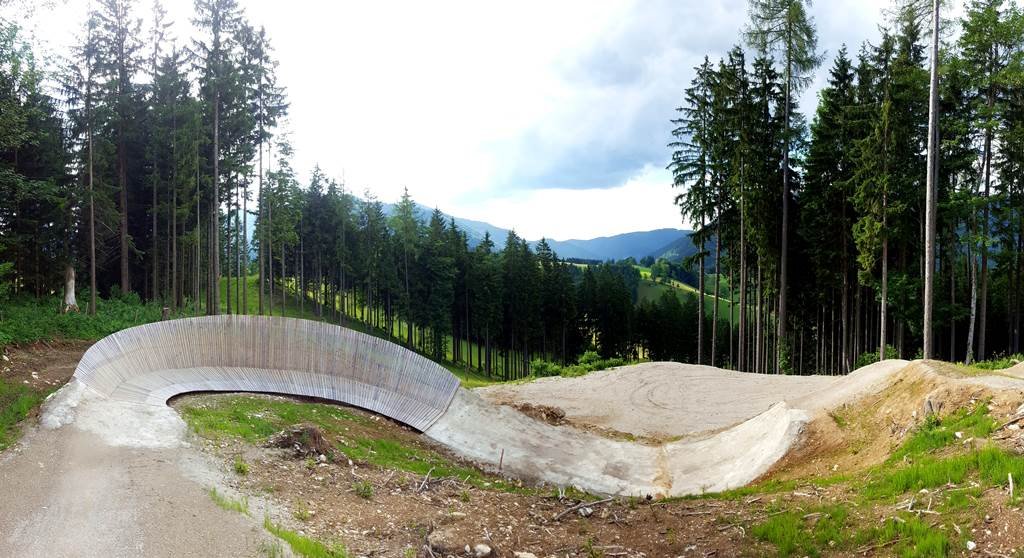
[0,0,708,379]
[6,0,1024,378]
[671,0,1024,374]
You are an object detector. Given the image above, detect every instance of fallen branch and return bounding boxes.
[995,415,1024,431]
[553,497,615,521]
[857,537,903,555]
[418,467,435,493]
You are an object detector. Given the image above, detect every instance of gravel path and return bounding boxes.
[477,360,907,439]
[0,385,279,557]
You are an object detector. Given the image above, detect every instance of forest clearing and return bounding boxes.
[6,0,1024,555]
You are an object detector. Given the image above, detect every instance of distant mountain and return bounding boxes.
[648,234,701,263]
[542,229,689,262]
[380,202,696,263]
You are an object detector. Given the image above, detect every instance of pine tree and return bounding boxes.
[745,0,821,372]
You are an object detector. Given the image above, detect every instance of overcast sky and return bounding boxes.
[8,0,899,240]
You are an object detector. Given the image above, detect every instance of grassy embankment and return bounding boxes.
[715,401,1020,557]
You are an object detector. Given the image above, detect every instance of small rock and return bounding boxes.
[955,431,964,439]
[473,543,492,557]
[578,506,594,518]
[1016,403,1024,416]
[967,540,977,551]
[427,527,460,555]
[514,553,538,558]
[318,454,327,463]
[1009,424,1021,431]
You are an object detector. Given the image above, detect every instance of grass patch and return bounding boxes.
[179,395,369,443]
[752,504,849,557]
[753,504,953,557]
[352,480,373,500]
[208,488,249,515]
[0,378,46,451]
[264,517,348,558]
[337,436,521,492]
[889,402,998,463]
[234,456,250,476]
[179,395,526,493]
[967,354,1024,371]
[855,514,952,557]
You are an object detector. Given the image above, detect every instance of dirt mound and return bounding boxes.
[765,360,1024,482]
[265,424,333,457]
[511,402,566,425]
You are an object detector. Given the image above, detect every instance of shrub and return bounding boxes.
[854,345,898,369]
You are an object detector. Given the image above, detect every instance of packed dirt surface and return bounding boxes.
[0,339,91,391]
[477,360,906,440]
[0,422,275,557]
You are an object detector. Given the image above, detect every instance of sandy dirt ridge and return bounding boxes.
[476,360,905,441]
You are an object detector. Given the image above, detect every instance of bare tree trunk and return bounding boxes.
[738,180,747,371]
[923,0,940,359]
[880,237,888,361]
[63,265,79,313]
[967,217,979,364]
[755,264,763,374]
[88,103,97,315]
[777,46,792,372]
[242,173,248,314]
[712,217,720,367]
[209,89,220,315]
[698,229,705,366]
[979,129,992,361]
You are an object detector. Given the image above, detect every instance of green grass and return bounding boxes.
[352,480,373,500]
[888,402,998,462]
[751,504,849,557]
[208,488,250,515]
[636,278,733,319]
[179,395,370,443]
[264,517,348,558]
[966,354,1024,371]
[179,394,525,493]
[0,378,47,450]
[234,456,250,476]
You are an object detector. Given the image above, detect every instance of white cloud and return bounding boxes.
[448,164,682,240]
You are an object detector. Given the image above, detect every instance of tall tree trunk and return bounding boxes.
[777,43,792,373]
[967,216,979,364]
[880,238,888,361]
[712,216,721,367]
[88,96,97,315]
[209,89,220,315]
[242,174,248,314]
[698,229,705,365]
[923,0,940,359]
[755,264,763,374]
[739,180,747,371]
[152,171,158,302]
[979,127,992,361]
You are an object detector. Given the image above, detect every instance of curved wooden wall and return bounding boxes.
[73,316,461,431]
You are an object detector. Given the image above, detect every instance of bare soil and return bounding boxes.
[0,339,90,391]
[177,392,769,558]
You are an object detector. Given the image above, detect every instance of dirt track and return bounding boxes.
[477,361,905,439]
[0,419,276,557]
[0,342,281,557]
